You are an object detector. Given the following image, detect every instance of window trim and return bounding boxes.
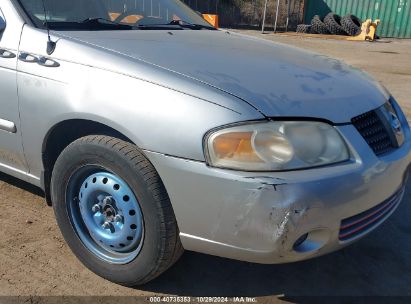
[10,0,37,27]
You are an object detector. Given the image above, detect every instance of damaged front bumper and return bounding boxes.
[144,123,411,264]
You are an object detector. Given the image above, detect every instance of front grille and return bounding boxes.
[351,110,395,155]
[339,187,405,242]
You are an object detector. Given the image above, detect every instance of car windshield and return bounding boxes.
[18,0,215,31]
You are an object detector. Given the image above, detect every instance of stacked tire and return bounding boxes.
[296,13,363,37]
[296,24,312,34]
[341,14,363,36]
[324,13,346,35]
[310,15,330,34]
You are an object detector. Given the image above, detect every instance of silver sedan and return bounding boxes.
[0,0,409,286]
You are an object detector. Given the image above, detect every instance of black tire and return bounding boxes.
[324,13,346,35]
[296,24,312,33]
[310,15,330,34]
[341,14,362,36]
[51,135,183,286]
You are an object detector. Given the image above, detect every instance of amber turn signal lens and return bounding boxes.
[212,132,263,163]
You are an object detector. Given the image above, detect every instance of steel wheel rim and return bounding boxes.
[67,167,144,264]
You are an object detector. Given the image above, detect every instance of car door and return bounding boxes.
[0,2,27,174]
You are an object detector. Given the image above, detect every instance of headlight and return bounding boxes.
[205,121,350,171]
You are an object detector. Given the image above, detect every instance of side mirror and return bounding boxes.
[0,16,5,32]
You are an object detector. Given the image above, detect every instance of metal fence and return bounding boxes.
[182,0,305,30]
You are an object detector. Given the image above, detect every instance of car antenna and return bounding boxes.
[41,0,56,55]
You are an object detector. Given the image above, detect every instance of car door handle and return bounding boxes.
[38,56,60,67]
[0,49,16,59]
[18,52,38,63]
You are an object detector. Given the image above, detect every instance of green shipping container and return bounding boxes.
[304,0,411,38]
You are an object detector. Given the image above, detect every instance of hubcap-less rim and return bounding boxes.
[68,169,144,264]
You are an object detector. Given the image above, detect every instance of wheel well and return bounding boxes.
[42,119,133,205]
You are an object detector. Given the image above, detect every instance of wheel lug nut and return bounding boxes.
[92,204,100,213]
[103,196,114,205]
[102,222,112,229]
[114,215,123,223]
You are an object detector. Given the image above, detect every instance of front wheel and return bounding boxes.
[51,135,183,286]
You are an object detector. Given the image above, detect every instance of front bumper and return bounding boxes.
[144,122,411,264]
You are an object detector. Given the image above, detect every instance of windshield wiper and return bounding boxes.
[138,20,216,30]
[46,18,136,31]
[80,18,133,29]
[169,20,216,30]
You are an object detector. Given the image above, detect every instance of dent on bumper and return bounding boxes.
[144,124,411,264]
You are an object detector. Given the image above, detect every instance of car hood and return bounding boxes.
[58,30,388,123]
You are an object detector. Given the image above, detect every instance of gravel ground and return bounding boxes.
[1,31,411,302]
